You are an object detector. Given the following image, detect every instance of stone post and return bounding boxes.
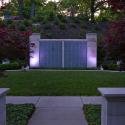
[29,33,40,68]
[0,88,9,125]
[98,88,125,125]
[86,33,97,68]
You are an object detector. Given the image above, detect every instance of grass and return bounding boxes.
[7,104,35,125]
[83,105,101,125]
[0,70,125,96]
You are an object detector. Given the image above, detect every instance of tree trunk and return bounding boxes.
[30,0,35,18]
[17,0,24,18]
[90,0,95,23]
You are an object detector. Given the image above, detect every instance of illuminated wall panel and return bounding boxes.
[39,41,62,68]
[64,41,87,68]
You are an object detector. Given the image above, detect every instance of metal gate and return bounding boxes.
[39,40,87,68]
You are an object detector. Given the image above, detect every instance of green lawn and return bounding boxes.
[0,71,125,96]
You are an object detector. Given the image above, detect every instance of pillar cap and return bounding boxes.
[0,88,10,97]
[98,88,125,97]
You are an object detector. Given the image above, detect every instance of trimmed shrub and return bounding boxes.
[7,104,35,125]
[0,63,21,70]
[84,105,101,125]
[102,63,117,70]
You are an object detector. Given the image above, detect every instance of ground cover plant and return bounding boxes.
[83,105,101,125]
[0,71,125,96]
[7,104,35,125]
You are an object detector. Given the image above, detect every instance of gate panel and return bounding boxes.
[39,41,62,68]
[64,41,87,68]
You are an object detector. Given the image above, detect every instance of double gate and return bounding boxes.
[39,40,87,68]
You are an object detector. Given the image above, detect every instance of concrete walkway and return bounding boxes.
[6,96,104,125]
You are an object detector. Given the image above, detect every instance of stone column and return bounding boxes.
[0,88,9,125]
[86,33,97,68]
[29,33,40,68]
[98,88,125,125]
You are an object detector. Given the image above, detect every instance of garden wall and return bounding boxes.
[29,33,97,69]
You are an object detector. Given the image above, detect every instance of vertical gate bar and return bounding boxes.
[62,41,65,68]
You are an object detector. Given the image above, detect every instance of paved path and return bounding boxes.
[6,96,104,125]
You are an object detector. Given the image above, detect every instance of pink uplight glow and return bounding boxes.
[30,56,39,67]
[88,57,96,66]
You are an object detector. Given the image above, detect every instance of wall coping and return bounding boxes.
[39,39,87,42]
[98,88,125,97]
[0,88,10,97]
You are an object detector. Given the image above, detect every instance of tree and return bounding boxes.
[59,0,107,21]
[0,0,4,6]
[105,19,125,61]
[29,0,47,18]
[59,0,79,17]
[104,0,125,63]
[89,0,107,22]
[107,0,125,12]
[17,0,24,18]
[0,27,31,64]
[30,0,35,17]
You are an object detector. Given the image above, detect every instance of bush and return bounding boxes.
[44,23,52,30]
[70,23,77,28]
[47,12,56,21]
[8,22,15,29]
[77,14,89,21]
[18,23,26,31]
[42,17,49,24]
[102,63,117,70]
[57,15,67,23]
[45,32,53,38]
[7,104,35,125]
[0,63,21,70]
[0,27,30,63]
[23,19,32,27]
[59,23,66,30]
[84,105,101,125]
[54,17,60,25]
[31,16,38,23]
[32,24,41,32]
[4,19,13,25]
[72,17,80,24]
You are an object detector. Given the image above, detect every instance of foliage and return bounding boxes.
[105,19,125,62]
[59,22,66,30]
[84,105,101,125]
[102,62,117,70]
[107,0,125,12]
[0,0,110,22]
[0,62,22,70]
[0,26,31,63]
[104,0,125,62]
[0,71,125,96]
[7,104,35,125]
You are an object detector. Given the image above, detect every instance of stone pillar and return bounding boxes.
[29,33,40,68]
[86,33,97,68]
[0,88,9,125]
[98,88,125,125]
